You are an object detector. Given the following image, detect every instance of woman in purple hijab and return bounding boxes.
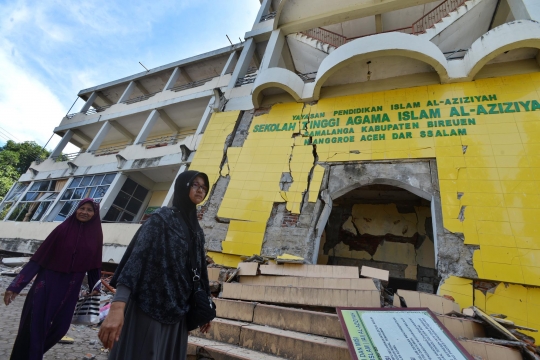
[3,198,103,360]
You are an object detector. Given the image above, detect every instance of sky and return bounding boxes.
[0,0,260,153]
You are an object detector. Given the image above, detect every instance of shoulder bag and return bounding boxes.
[186,232,216,331]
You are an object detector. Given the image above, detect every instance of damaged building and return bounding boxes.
[1,0,539,344]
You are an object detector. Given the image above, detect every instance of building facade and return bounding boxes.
[1,0,539,341]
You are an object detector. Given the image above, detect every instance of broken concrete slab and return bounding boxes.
[222,283,380,308]
[360,266,389,282]
[239,275,377,291]
[458,340,522,360]
[239,324,350,360]
[188,336,286,360]
[436,315,485,340]
[259,264,358,278]
[208,267,221,281]
[191,318,247,345]
[253,304,344,339]
[394,289,460,315]
[214,298,256,323]
[237,262,258,276]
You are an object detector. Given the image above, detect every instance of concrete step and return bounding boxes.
[188,336,287,360]
[215,298,344,339]
[192,317,351,360]
[222,283,380,308]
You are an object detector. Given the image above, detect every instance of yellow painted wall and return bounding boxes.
[147,191,167,207]
[191,73,540,289]
[440,276,540,342]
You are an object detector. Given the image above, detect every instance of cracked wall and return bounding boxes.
[190,72,540,292]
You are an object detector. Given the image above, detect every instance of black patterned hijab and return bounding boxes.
[172,170,209,232]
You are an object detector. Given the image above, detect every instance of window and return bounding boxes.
[53,173,116,222]
[0,183,29,220]
[6,180,67,222]
[103,178,148,223]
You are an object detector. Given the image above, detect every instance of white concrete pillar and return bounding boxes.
[508,0,540,20]
[253,0,272,26]
[227,38,257,89]
[4,181,34,221]
[221,52,239,76]
[195,97,215,136]
[99,173,127,220]
[162,165,187,207]
[50,130,74,158]
[134,110,160,144]
[87,121,112,153]
[163,67,180,91]
[79,92,98,113]
[260,29,285,70]
[117,81,136,104]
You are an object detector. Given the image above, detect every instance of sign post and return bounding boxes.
[336,308,474,360]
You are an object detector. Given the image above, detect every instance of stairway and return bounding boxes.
[187,298,351,360]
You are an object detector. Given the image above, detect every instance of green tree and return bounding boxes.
[0,140,50,201]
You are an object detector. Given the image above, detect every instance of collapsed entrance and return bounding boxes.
[318,184,438,293]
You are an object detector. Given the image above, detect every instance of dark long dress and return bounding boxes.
[7,260,101,360]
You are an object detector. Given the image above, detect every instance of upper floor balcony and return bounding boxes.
[249,0,539,106]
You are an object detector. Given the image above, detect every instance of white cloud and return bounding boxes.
[0,0,260,153]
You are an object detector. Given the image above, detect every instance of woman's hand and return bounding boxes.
[98,302,125,349]
[3,290,17,306]
[199,322,212,334]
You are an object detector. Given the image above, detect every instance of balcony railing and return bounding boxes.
[121,91,160,105]
[260,11,276,22]
[169,77,213,92]
[143,135,177,149]
[51,152,82,162]
[412,0,467,34]
[235,67,258,87]
[93,144,128,156]
[444,49,467,60]
[85,104,113,115]
[301,0,467,48]
[298,71,317,83]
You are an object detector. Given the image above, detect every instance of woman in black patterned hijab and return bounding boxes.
[99,171,211,360]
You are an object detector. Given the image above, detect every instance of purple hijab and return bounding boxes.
[31,198,103,273]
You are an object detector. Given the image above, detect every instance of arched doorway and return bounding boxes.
[317,183,438,293]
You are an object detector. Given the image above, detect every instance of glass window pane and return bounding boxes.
[120,212,134,223]
[30,182,41,191]
[91,175,104,186]
[62,188,74,200]
[23,192,38,201]
[49,180,57,191]
[103,207,121,222]
[69,177,82,188]
[113,191,130,208]
[94,186,109,199]
[80,176,93,187]
[0,203,13,220]
[133,186,149,201]
[48,193,58,201]
[9,203,29,221]
[84,187,95,198]
[126,198,142,214]
[38,181,50,191]
[72,188,85,200]
[54,202,75,222]
[31,202,51,221]
[121,178,137,195]
[102,173,116,185]
[39,192,54,201]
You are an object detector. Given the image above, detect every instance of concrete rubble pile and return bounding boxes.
[190,259,540,360]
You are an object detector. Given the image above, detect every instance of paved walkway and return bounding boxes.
[0,269,108,360]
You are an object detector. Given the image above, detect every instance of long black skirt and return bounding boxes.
[108,300,188,360]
